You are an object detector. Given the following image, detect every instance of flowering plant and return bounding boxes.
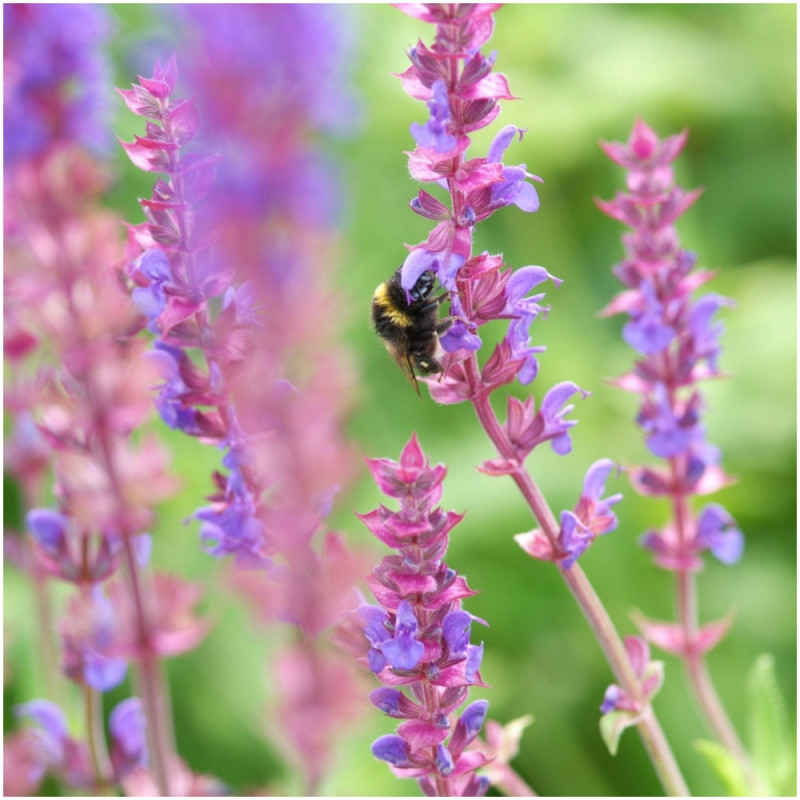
[3,4,794,798]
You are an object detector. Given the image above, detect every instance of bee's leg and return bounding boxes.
[415,290,449,313]
[435,318,452,334]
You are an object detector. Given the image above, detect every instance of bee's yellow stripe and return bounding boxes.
[373,283,412,326]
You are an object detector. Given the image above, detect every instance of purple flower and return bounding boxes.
[455,699,489,744]
[600,683,626,714]
[622,283,676,354]
[83,651,128,693]
[557,460,622,569]
[434,743,455,774]
[381,600,425,670]
[442,610,472,655]
[440,319,482,353]
[109,697,148,777]
[25,508,68,556]
[559,512,594,569]
[487,125,542,212]
[196,495,268,568]
[410,79,458,153]
[14,700,68,781]
[539,382,591,455]
[696,504,744,565]
[360,605,392,673]
[15,699,67,752]
[401,248,465,297]
[131,250,173,324]
[638,384,703,459]
[496,266,561,384]
[464,641,484,683]
[60,585,128,692]
[687,293,734,374]
[577,459,623,534]
[372,734,414,767]
[145,345,200,434]
[369,687,406,717]
[14,699,95,788]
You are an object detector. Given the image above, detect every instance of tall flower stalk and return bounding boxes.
[358,434,493,796]
[118,6,369,787]
[392,4,687,794]
[2,7,212,796]
[597,119,753,784]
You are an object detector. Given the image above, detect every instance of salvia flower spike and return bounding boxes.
[358,434,491,796]
[598,119,750,771]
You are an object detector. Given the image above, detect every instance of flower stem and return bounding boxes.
[672,484,752,782]
[470,386,690,796]
[120,534,175,797]
[84,684,112,793]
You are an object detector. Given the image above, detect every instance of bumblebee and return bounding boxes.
[371,267,450,395]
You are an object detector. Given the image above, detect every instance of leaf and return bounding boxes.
[747,653,796,795]
[693,739,750,796]
[599,709,639,756]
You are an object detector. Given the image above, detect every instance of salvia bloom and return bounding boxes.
[515,459,622,569]
[3,3,112,164]
[395,3,564,399]
[357,435,491,796]
[598,119,743,654]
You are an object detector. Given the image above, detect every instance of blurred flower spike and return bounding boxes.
[396,3,553,397]
[118,57,272,569]
[598,120,742,657]
[357,434,491,796]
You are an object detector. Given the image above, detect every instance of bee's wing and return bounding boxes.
[391,338,421,397]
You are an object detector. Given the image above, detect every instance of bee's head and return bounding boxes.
[407,270,436,304]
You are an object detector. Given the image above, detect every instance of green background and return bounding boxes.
[4,4,796,796]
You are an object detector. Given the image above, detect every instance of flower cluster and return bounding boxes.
[395,3,562,400]
[357,435,491,796]
[597,120,743,650]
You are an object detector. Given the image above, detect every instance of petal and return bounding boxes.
[487,124,524,163]
[371,735,413,767]
[15,700,68,743]
[582,458,621,501]
[26,509,68,551]
[442,610,472,654]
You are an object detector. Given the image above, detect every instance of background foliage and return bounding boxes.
[4,4,796,796]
